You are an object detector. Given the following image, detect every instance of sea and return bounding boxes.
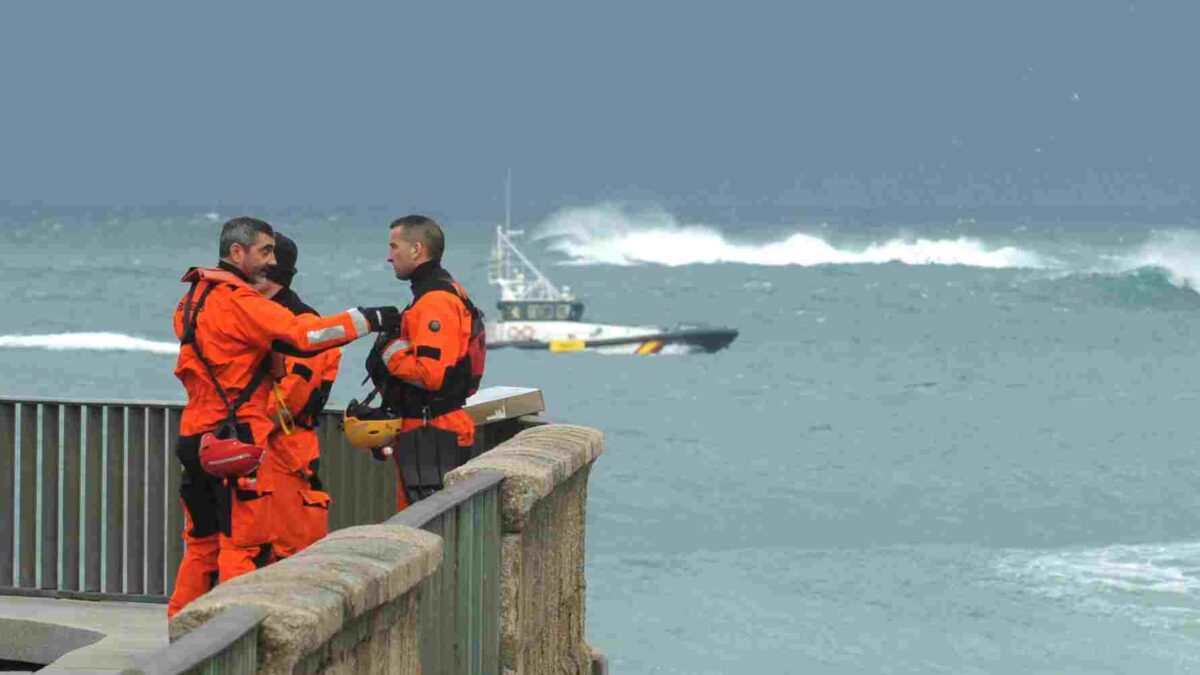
[5,205,1200,673]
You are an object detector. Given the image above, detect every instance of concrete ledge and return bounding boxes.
[170,524,441,673]
[445,424,604,532]
[0,618,102,667]
[0,596,165,674]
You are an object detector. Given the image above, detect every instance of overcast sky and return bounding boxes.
[0,1,1195,219]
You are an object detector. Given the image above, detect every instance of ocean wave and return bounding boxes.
[997,542,1200,629]
[1106,229,1200,292]
[0,332,179,355]
[1027,266,1200,307]
[535,205,1054,269]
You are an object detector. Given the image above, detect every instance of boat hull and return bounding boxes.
[487,321,737,355]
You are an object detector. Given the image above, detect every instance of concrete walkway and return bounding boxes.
[0,595,166,673]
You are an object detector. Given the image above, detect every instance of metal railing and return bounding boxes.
[125,460,511,674]
[129,606,265,675]
[392,470,503,675]
[0,387,545,603]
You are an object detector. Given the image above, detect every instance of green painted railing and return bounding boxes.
[125,463,510,674]
[392,470,504,675]
[127,606,265,675]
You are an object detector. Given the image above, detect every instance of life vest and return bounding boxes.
[179,269,270,478]
[365,276,486,419]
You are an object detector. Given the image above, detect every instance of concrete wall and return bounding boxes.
[0,618,102,667]
[446,424,605,675]
[168,422,605,675]
[169,525,441,674]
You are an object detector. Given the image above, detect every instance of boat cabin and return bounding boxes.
[497,300,585,322]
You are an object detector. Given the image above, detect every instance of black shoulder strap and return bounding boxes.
[181,281,270,424]
[180,282,216,345]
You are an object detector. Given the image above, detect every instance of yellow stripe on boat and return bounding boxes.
[549,338,586,353]
[635,340,662,355]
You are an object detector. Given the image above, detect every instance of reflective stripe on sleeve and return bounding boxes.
[347,308,371,337]
[383,339,411,363]
[307,325,346,346]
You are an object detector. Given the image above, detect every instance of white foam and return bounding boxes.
[997,541,1200,629]
[0,332,179,355]
[1110,229,1200,292]
[1006,542,1200,596]
[536,205,1053,269]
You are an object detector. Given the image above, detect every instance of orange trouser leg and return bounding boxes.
[169,436,223,618]
[273,469,330,559]
[216,537,272,582]
[167,508,219,618]
[217,471,276,583]
[169,432,276,614]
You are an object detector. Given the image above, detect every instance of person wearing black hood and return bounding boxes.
[253,232,340,558]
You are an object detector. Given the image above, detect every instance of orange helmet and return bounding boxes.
[199,432,265,478]
[343,399,404,451]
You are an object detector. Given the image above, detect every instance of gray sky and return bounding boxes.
[0,1,1195,218]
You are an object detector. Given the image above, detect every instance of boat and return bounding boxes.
[484,219,738,355]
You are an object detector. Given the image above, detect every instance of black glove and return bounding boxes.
[358,306,401,333]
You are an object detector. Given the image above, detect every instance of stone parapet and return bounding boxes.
[169,524,441,674]
[446,424,606,675]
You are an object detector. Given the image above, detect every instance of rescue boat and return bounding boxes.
[484,222,738,355]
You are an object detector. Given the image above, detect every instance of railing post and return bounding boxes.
[105,405,126,593]
[166,408,183,594]
[40,403,60,590]
[18,403,37,588]
[127,406,146,595]
[440,503,459,670]
[0,401,14,587]
[457,496,477,673]
[62,404,82,592]
[482,483,501,675]
[84,405,103,592]
[147,406,167,596]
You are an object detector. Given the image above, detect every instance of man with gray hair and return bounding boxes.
[167,216,400,617]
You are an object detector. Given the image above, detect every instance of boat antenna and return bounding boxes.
[505,168,512,232]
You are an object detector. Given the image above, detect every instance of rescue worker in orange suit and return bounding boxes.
[358,215,483,511]
[168,217,400,618]
[252,232,340,559]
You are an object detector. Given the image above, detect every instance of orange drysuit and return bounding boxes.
[376,261,477,511]
[168,264,373,617]
[263,287,340,559]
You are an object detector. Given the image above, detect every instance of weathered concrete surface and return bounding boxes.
[446,424,603,675]
[163,423,606,675]
[170,523,440,674]
[446,424,603,533]
[0,595,166,673]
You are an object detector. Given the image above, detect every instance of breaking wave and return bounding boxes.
[1105,229,1200,292]
[535,205,1053,269]
[0,332,179,355]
